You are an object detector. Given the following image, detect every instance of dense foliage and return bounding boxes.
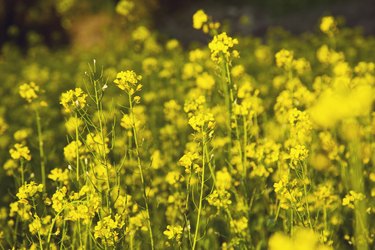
[0,5,374,250]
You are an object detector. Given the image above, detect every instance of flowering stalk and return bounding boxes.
[192,128,206,250]
[128,91,155,250]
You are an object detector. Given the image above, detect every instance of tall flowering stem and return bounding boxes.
[114,70,154,250]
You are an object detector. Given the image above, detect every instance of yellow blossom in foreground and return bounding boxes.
[309,85,374,128]
[9,143,31,161]
[19,82,39,103]
[269,228,333,250]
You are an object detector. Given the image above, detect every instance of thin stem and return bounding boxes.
[35,108,46,190]
[128,93,154,250]
[192,129,206,250]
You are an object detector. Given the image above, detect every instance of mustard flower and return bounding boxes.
[275,49,294,69]
[19,82,39,103]
[164,225,183,242]
[16,181,44,200]
[320,16,337,36]
[113,70,142,95]
[9,143,31,161]
[192,9,208,30]
[60,88,88,113]
[208,32,239,63]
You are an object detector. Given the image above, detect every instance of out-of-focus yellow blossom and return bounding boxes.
[320,16,337,36]
[142,57,158,75]
[230,217,248,234]
[13,129,30,141]
[9,143,31,161]
[192,9,208,30]
[64,116,83,134]
[0,117,8,135]
[116,0,134,17]
[60,88,88,113]
[216,168,232,190]
[19,82,39,103]
[48,168,69,184]
[333,61,351,76]
[342,191,365,209]
[16,182,43,199]
[293,58,311,75]
[196,72,215,90]
[255,45,272,64]
[113,70,142,95]
[275,49,294,69]
[163,225,183,242]
[63,140,83,162]
[310,85,374,128]
[3,159,18,176]
[269,228,333,250]
[132,26,150,41]
[316,45,344,65]
[166,39,180,50]
[208,32,239,63]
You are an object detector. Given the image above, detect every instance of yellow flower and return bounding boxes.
[48,168,69,183]
[16,182,43,199]
[320,16,337,36]
[208,32,239,63]
[275,49,294,69]
[116,0,134,17]
[9,143,31,161]
[60,88,88,113]
[19,82,39,103]
[192,9,208,30]
[113,70,142,95]
[163,225,183,241]
[196,72,215,90]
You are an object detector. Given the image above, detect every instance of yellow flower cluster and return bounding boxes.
[19,82,39,103]
[113,70,142,95]
[60,88,88,113]
[320,16,338,36]
[16,182,44,199]
[342,191,365,209]
[208,32,239,63]
[94,214,124,246]
[163,225,183,242]
[9,143,31,161]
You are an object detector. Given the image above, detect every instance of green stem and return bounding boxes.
[128,93,154,250]
[192,129,206,250]
[35,108,46,190]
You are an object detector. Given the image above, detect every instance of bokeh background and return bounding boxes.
[1,0,374,51]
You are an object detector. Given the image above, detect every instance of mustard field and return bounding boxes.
[0,4,375,250]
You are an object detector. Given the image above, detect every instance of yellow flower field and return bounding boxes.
[0,3,374,250]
